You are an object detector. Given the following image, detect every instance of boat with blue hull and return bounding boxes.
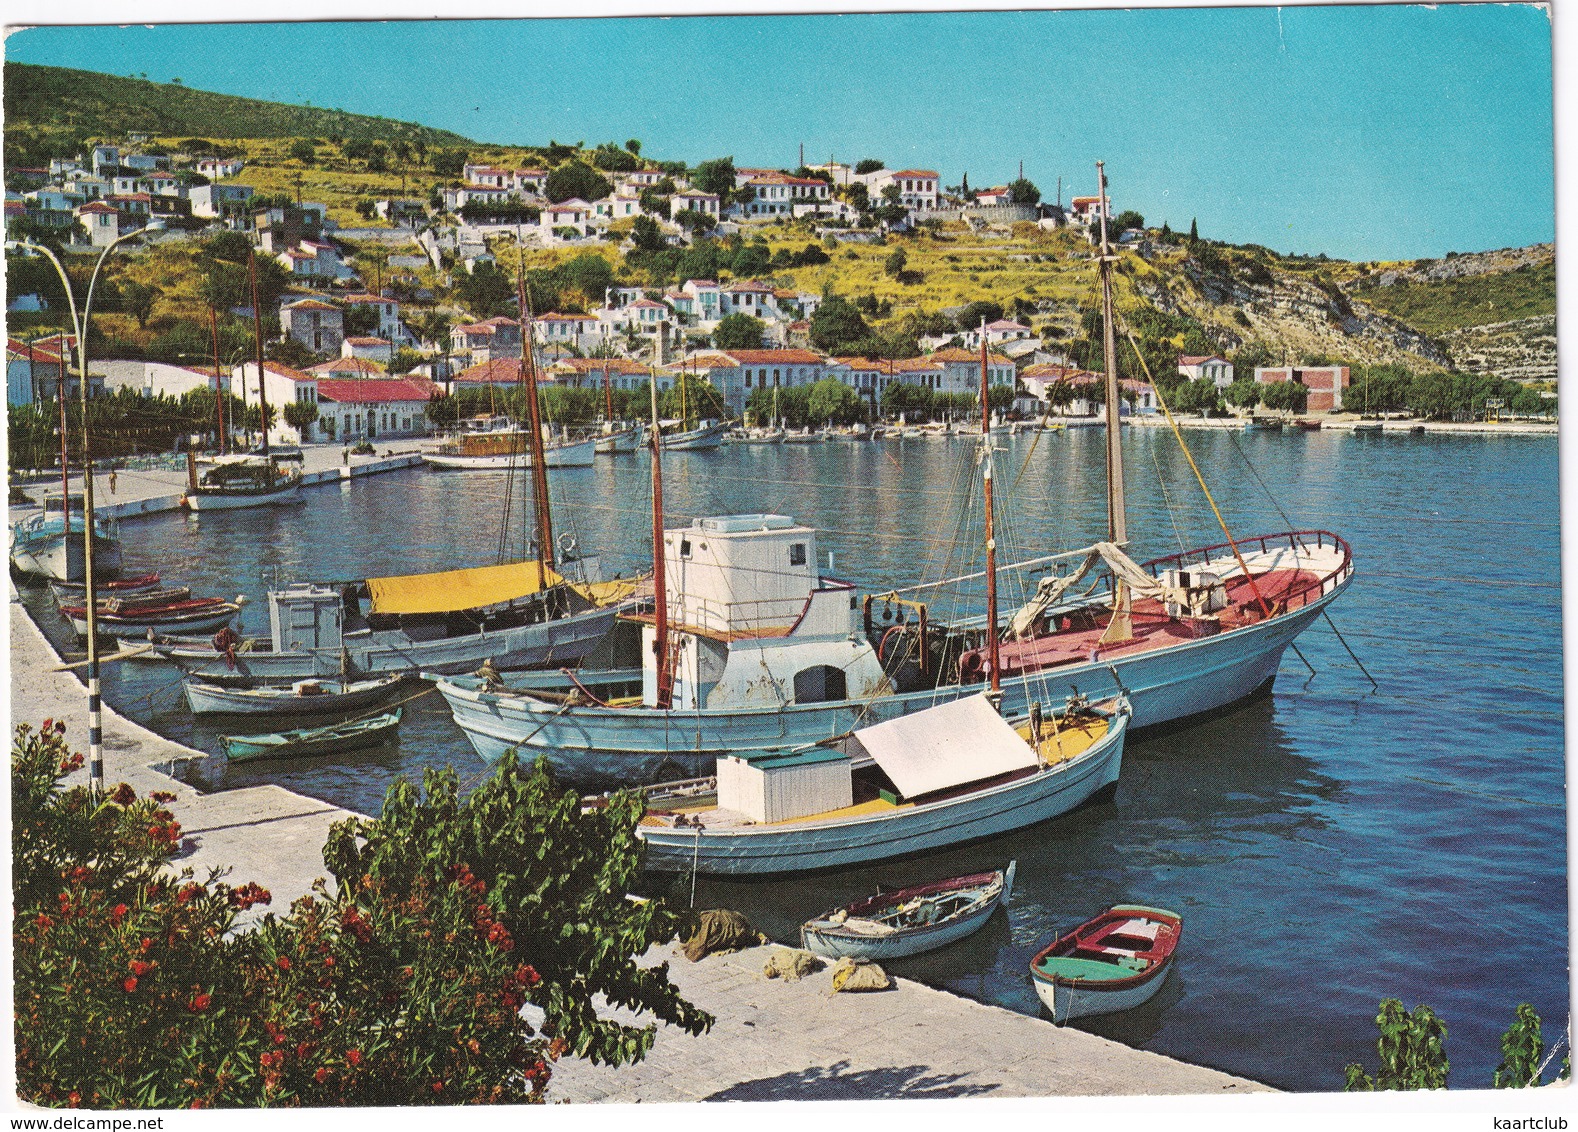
[9,494,122,583]
[631,693,1128,876]
[434,527,1351,784]
[800,861,1017,960]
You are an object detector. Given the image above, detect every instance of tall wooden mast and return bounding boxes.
[648,368,673,709]
[209,307,226,454]
[979,322,1000,694]
[248,249,270,457]
[516,256,555,572]
[1096,160,1133,643]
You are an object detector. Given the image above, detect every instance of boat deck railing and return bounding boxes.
[1139,530,1354,613]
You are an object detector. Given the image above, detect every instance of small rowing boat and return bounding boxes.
[59,593,239,639]
[184,673,406,716]
[51,571,163,598]
[800,861,1016,960]
[1030,904,1182,1022]
[219,707,404,762]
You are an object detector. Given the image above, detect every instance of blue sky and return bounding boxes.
[7,5,1555,261]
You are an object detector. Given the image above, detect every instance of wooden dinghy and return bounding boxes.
[51,571,163,599]
[1030,904,1182,1022]
[800,861,1016,960]
[219,707,404,762]
[60,593,238,638]
[184,673,406,716]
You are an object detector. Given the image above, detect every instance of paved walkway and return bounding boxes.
[10,596,1270,1100]
[11,443,425,523]
[9,590,357,911]
[548,942,1269,1101]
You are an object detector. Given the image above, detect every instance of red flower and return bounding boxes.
[346,1049,363,1067]
[176,883,201,905]
[33,913,53,931]
[430,1081,443,1094]
[152,791,176,803]
[42,718,53,732]
[322,956,335,968]
[188,992,211,1013]
[110,782,136,806]
[67,1092,79,1107]
[110,903,128,923]
[276,956,292,971]
[314,1067,330,1084]
[123,976,138,993]
[68,865,92,884]
[129,960,152,976]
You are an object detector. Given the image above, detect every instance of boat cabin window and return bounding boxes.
[793,664,846,704]
[789,543,807,566]
[680,539,692,558]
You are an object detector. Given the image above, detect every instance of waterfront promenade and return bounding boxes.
[8,591,1268,1101]
[10,443,425,521]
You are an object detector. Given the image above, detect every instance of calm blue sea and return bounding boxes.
[22,426,1566,1093]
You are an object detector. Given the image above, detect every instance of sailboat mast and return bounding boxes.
[1096,161,1126,545]
[209,307,226,454]
[648,368,673,709]
[604,367,614,423]
[516,260,555,571]
[980,323,1000,694]
[248,250,270,457]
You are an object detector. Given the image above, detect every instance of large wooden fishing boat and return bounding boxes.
[10,494,123,582]
[424,417,596,469]
[631,693,1127,875]
[180,455,303,510]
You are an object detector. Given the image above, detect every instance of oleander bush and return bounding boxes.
[13,721,711,1108]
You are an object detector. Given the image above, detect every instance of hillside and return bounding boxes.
[4,63,1553,381]
[4,63,473,166]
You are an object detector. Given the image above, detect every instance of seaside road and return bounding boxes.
[547,945,1272,1102]
[9,588,356,913]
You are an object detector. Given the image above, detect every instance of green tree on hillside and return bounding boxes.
[714,313,765,351]
[808,294,872,354]
[691,158,737,198]
[545,161,612,205]
[1006,178,1041,206]
[288,138,315,165]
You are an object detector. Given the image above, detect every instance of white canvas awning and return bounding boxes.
[850,694,1036,798]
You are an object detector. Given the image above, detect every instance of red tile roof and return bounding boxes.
[1178,354,1226,366]
[7,338,67,364]
[548,357,649,375]
[719,349,825,366]
[343,336,391,346]
[309,357,387,375]
[316,377,439,403]
[890,170,939,179]
[927,347,1013,365]
[454,358,527,384]
[77,202,118,215]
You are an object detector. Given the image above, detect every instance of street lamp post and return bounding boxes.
[11,222,161,792]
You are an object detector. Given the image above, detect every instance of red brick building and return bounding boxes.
[1254,365,1351,412]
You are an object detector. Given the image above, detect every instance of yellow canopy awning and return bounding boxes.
[366,561,565,615]
[569,577,643,608]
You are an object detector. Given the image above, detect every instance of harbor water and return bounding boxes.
[20,425,1565,1093]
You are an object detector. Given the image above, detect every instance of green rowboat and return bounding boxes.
[219,708,404,763]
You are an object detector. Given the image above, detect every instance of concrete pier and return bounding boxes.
[10,444,425,523]
[9,596,1271,1100]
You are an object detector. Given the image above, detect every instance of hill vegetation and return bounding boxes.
[4,63,473,168]
[5,63,1555,388]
